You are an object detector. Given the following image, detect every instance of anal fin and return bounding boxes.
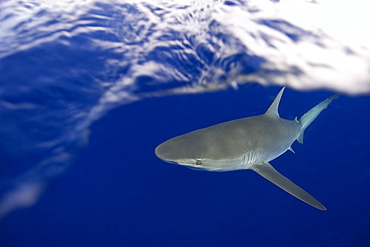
[250,162,326,211]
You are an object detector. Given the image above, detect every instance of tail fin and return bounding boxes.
[297,93,340,144]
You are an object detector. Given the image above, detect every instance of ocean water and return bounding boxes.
[1,0,370,246]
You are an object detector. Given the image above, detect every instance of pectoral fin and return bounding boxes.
[251,162,326,211]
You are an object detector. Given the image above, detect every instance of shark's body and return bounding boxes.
[155,88,339,210]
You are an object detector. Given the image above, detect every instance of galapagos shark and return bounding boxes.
[155,88,339,210]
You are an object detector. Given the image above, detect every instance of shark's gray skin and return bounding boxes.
[155,88,339,210]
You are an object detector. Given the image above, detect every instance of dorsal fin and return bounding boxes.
[265,87,285,117]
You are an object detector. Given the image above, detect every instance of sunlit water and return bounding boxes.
[0,0,370,218]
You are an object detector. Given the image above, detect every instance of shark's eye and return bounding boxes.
[195,159,202,165]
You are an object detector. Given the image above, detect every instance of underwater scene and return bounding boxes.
[1,0,370,246]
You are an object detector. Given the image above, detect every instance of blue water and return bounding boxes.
[1,1,370,246]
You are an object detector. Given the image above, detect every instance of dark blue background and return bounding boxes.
[1,85,370,247]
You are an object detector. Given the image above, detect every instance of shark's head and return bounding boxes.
[155,131,242,172]
[155,135,209,170]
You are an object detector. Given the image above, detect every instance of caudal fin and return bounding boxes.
[297,93,340,144]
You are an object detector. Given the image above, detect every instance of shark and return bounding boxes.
[155,88,339,210]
